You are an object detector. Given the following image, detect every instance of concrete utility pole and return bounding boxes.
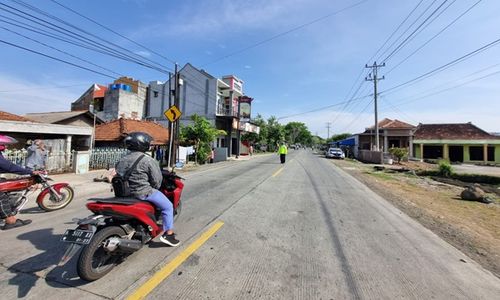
[326,122,331,140]
[174,64,181,164]
[167,72,173,168]
[365,62,385,151]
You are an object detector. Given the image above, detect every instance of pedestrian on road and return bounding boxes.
[115,132,180,247]
[209,148,215,164]
[0,135,41,230]
[25,139,47,170]
[249,144,254,156]
[278,142,288,164]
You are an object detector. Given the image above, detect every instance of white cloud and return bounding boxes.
[244,65,252,69]
[0,75,82,115]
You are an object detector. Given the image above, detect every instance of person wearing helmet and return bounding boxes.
[0,135,41,230]
[115,132,180,247]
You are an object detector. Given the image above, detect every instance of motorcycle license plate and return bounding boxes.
[61,229,94,244]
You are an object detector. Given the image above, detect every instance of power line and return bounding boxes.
[328,1,425,130]
[381,0,451,63]
[48,0,177,65]
[0,2,172,74]
[202,0,370,66]
[1,25,125,77]
[276,93,372,120]
[381,36,500,95]
[10,0,173,71]
[384,0,482,76]
[0,38,116,78]
[376,0,440,62]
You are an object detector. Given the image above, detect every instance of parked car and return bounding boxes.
[326,148,345,159]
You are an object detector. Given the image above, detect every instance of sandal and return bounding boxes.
[1,219,32,230]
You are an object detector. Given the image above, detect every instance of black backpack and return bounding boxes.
[112,155,145,197]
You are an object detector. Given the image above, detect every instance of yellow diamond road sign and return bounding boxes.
[164,105,182,122]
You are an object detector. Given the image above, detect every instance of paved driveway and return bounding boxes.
[453,164,500,177]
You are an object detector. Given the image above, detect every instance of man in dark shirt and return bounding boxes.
[0,135,41,230]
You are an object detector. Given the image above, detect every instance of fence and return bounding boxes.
[358,150,383,164]
[3,149,72,173]
[89,148,128,170]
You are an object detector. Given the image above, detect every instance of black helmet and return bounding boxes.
[124,132,152,152]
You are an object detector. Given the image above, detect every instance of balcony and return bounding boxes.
[216,103,238,117]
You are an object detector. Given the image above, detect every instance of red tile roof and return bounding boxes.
[414,123,497,140]
[0,110,36,122]
[366,118,415,130]
[95,118,169,145]
[93,84,107,98]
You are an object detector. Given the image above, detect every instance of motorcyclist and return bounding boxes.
[115,132,180,247]
[0,135,41,230]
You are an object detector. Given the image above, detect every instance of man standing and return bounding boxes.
[26,139,47,170]
[278,142,288,164]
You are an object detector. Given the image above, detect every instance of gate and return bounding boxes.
[89,148,128,170]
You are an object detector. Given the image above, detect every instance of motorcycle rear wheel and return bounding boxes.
[77,226,126,281]
[38,186,74,211]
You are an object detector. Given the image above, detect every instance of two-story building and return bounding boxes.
[146,63,257,157]
[71,77,148,121]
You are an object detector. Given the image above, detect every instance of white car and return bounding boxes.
[326,148,345,159]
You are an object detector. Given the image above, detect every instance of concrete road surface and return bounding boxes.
[1,150,499,299]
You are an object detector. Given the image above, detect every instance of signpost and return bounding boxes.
[163,105,182,122]
[164,105,182,169]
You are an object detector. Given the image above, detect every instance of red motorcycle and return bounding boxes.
[58,169,184,281]
[0,172,74,213]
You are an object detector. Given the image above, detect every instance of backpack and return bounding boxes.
[111,155,145,197]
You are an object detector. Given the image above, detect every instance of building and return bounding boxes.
[146,63,258,156]
[94,118,169,147]
[358,118,416,153]
[71,77,148,122]
[413,122,500,164]
[25,110,104,128]
[0,110,92,172]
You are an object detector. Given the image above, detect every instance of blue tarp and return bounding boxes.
[338,137,355,146]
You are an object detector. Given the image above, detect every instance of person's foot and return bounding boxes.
[1,219,32,230]
[160,233,180,247]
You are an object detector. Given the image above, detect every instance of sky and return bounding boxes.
[0,0,499,138]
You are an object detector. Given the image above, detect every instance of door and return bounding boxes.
[449,146,463,162]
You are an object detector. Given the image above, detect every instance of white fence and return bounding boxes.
[89,148,128,170]
[3,149,72,173]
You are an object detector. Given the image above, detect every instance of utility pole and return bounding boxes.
[365,62,385,151]
[236,96,241,158]
[326,122,331,140]
[167,72,173,169]
[173,64,181,165]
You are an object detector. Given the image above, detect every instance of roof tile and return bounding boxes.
[414,123,497,140]
[95,118,169,145]
[0,110,36,122]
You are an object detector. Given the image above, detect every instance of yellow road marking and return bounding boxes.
[272,166,284,177]
[127,221,224,300]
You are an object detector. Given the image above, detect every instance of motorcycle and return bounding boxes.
[0,171,74,213]
[58,169,184,281]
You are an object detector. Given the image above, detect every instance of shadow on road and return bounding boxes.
[19,207,45,214]
[7,228,90,298]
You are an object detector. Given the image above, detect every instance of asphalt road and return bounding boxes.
[1,150,499,299]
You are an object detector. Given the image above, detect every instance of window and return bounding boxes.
[153,91,159,97]
[469,146,484,161]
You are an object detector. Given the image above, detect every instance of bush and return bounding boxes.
[438,159,453,177]
[388,147,408,164]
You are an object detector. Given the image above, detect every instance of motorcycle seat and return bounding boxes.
[88,197,143,205]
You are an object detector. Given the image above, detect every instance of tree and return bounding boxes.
[242,114,267,146]
[284,122,313,146]
[180,114,226,164]
[326,133,351,143]
[388,147,408,164]
[266,116,284,151]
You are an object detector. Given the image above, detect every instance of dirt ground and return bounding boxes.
[331,159,500,278]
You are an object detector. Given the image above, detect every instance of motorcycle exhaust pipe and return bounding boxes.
[104,238,143,253]
[117,239,143,253]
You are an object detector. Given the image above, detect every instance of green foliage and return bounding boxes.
[266,116,284,151]
[326,133,351,143]
[284,122,313,146]
[388,147,409,164]
[180,114,226,164]
[438,159,453,177]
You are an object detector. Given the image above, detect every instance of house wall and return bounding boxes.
[413,142,500,164]
[146,65,218,125]
[102,88,146,121]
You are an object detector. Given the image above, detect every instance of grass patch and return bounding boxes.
[417,170,500,185]
[365,171,395,181]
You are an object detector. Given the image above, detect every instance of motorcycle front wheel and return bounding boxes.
[38,186,74,211]
[77,226,126,281]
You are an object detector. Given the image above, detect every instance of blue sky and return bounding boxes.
[0,0,499,137]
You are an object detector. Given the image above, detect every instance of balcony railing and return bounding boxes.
[216,103,238,117]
